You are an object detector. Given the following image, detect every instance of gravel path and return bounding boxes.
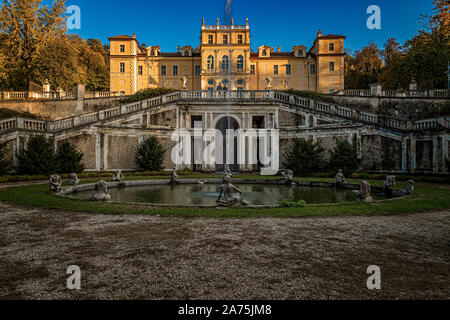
[0,201,449,299]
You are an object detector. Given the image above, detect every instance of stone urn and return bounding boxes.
[91,180,111,201]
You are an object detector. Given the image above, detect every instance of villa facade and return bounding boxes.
[109,19,345,95]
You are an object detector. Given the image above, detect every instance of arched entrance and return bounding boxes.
[215,116,239,172]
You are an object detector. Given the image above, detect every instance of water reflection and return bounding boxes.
[70,184,383,206]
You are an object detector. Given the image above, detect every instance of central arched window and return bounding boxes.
[207,55,214,72]
[184,50,189,57]
[298,49,303,56]
[221,55,229,72]
[262,49,267,56]
[237,55,244,72]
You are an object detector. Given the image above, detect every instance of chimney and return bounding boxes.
[217,18,219,25]
[278,46,281,53]
[132,33,136,39]
[177,45,180,54]
[317,30,322,38]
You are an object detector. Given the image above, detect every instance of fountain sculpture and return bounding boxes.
[112,169,125,182]
[352,180,373,204]
[383,175,396,196]
[91,180,111,201]
[69,173,80,186]
[335,169,346,186]
[49,174,62,193]
[217,175,249,207]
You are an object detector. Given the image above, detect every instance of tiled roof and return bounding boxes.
[108,35,134,40]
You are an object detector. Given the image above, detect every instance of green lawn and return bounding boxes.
[0,175,449,218]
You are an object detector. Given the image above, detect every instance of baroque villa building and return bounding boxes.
[109,19,345,95]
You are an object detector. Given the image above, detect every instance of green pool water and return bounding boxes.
[69,183,386,206]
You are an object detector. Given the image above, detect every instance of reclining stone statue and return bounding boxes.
[217,175,249,207]
[352,180,373,204]
[49,174,62,193]
[91,180,111,201]
[112,169,125,182]
[402,180,415,195]
[69,173,80,186]
[335,169,346,186]
[383,175,396,196]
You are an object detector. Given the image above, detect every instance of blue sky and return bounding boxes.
[66,0,433,52]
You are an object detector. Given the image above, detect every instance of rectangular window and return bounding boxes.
[329,43,334,51]
[208,35,213,44]
[195,65,201,76]
[310,64,316,74]
[120,62,125,73]
[329,61,335,71]
[138,65,143,75]
[173,65,178,76]
[223,34,228,44]
[120,45,125,53]
[274,65,278,75]
[250,65,255,75]
[237,35,243,44]
[286,64,291,75]
[161,65,166,76]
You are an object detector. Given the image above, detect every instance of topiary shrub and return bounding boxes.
[135,136,166,171]
[56,141,86,174]
[327,141,360,177]
[0,141,11,175]
[16,135,56,175]
[283,138,324,176]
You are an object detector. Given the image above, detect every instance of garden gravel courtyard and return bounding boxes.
[0,201,449,300]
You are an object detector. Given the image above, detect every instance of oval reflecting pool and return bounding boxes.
[68,183,386,206]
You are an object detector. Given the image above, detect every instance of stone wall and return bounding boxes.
[0,96,123,120]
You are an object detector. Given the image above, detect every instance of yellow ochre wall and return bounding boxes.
[109,22,345,95]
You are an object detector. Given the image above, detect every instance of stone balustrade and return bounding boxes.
[0,91,448,135]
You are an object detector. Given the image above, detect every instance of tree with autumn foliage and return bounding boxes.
[0,0,110,92]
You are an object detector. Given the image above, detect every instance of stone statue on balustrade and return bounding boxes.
[217,175,249,207]
[69,173,80,186]
[49,174,62,193]
[352,180,373,204]
[265,76,272,89]
[335,169,346,186]
[91,180,111,201]
[181,76,188,89]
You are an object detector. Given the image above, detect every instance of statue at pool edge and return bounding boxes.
[170,167,178,184]
[217,175,249,207]
[280,169,295,186]
[352,180,373,204]
[91,180,111,201]
[112,169,125,182]
[383,175,396,196]
[402,180,415,195]
[335,169,346,186]
[224,164,232,177]
[69,173,80,186]
[49,174,62,193]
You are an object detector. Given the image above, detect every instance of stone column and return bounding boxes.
[95,133,101,171]
[410,137,416,173]
[445,135,449,173]
[401,139,407,173]
[432,137,438,174]
[103,134,109,171]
